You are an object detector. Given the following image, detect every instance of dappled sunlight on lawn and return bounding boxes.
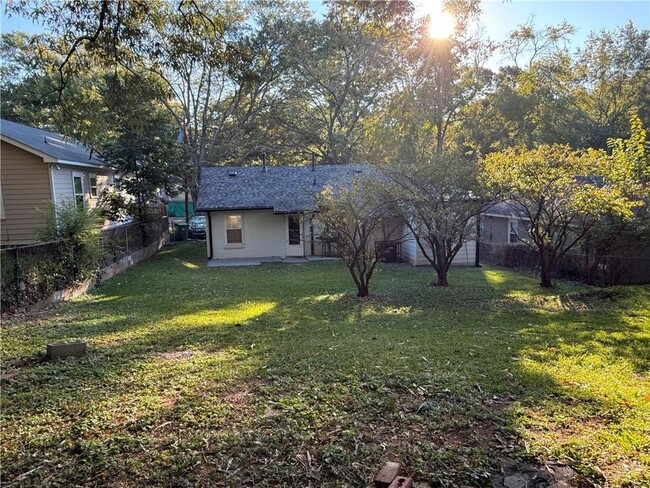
[2,244,649,487]
[509,304,650,484]
[72,294,122,305]
[482,269,507,285]
[298,292,345,303]
[167,300,277,327]
[178,259,200,269]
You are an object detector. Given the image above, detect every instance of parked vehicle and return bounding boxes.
[188,215,206,239]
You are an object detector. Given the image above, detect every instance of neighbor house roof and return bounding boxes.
[0,119,109,169]
[196,164,373,213]
[484,201,529,219]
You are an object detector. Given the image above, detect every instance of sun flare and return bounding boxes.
[429,10,455,39]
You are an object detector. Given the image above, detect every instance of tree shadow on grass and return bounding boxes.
[2,244,648,486]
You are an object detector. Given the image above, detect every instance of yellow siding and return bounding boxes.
[1,141,52,246]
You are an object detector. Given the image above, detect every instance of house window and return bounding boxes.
[113,176,123,191]
[288,215,301,245]
[226,215,243,244]
[508,219,519,243]
[90,175,98,198]
[73,174,85,208]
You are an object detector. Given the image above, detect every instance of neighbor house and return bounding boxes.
[481,201,529,244]
[196,163,476,266]
[1,119,114,246]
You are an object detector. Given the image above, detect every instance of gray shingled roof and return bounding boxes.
[1,119,109,168]
[196,164,373,213]
[484,201,528,218]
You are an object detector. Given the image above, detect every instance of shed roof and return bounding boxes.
[196,164,373,213]
[0,119,109,169]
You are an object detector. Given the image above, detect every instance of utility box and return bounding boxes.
[46,342,87,360]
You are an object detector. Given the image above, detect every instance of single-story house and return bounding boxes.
[196,164,476,266]
[481,201,529,244]
[1,119,114,246]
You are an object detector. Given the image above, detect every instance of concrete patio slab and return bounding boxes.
[208,256,338,267]
[208,258,261,267]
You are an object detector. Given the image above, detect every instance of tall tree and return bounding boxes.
[7,0,306,201]
[276,2,409,164]
[573,23,650,147]
[99,73,187,228]
[383,145,484,286]
[0,32,109,145]
[480,144,642,287]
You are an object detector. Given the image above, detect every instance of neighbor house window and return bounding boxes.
[226,215,243,244]
[73,173,85,208]
[508,218,519,243]
[90,175,98,198]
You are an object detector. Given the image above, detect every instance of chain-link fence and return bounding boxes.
[1,216,168,315]
[480,242,650,286]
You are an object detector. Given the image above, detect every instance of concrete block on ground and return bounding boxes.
[375,462,404,488]
[388,476,413,488]
[46,341,87,360]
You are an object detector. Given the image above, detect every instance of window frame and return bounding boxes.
[72,172,86,208]
[508,217,519,244]
[288,214,301,245]
[89,174,98,198]
[225,214,244,246]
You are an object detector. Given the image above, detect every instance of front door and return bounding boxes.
[286,214,303,257]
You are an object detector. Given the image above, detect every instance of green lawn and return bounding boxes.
[2,242,649,487]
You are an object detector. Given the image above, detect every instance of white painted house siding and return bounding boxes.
[209,210,291,259]
[401,229,476,266]
[51,165,112,208]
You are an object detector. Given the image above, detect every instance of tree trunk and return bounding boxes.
[539,251,554,288]
[436,270,449,286]
[357,281,369,297]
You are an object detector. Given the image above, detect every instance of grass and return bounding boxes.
[1,242,649,487]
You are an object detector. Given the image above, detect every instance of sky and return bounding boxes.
[2,1,649,53]
[479,1,649,45]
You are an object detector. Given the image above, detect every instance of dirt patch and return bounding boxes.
[1,369,20,380]
[156,350,202,361]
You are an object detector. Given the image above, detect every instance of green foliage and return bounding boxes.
[481,144,643,287]
[317,180,402,297]
[100,73,187,224]
[1,200,101,312]
[36,199,101,242]
[1,243,648,486]
[383,136,483,286]
[36,199,102,281]
[581,114,650,282]
[97,188,129,222]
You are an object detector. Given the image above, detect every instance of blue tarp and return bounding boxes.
[167,202,195,218]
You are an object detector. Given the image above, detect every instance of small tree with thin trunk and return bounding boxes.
[317,182,402,297]
[481,143,642,287]
[383,148,484,287]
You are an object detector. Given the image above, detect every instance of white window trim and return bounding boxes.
[287,214,302,246]
[224,214,244,248]
[72,171,86,207]
[508,217,519,244]
[89,174,98,199]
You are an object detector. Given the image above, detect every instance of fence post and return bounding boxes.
[14,247,21,303]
